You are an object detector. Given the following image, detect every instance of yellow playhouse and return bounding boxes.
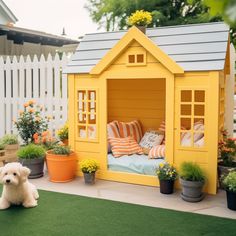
[64,22,235,194]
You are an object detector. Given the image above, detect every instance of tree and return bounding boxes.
[85,0,220,31]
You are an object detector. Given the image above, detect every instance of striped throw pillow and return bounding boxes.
[117,120,143,143]
[158,121,165,132]
[148,145,165,159]
[107,121,120,153]
[108,137,143,158]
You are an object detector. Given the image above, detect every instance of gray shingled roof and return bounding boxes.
[64,22,229,74]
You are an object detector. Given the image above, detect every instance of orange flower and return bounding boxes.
[33,133,39,144]
[28,108,35,113]
[12,118,16,124]
[35,116,41,122]
[24,102,29,108]
[19,110,23,115]
[28,100,35,105]
[46,115,52,120]
[42,130,49,137]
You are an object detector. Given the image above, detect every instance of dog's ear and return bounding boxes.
[20,166,31,182]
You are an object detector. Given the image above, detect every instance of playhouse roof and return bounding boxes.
[64,22,229,74]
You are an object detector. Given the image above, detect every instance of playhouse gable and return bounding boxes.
[90,26,184,75]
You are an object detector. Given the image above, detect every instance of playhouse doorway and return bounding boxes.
[107,78,166,176]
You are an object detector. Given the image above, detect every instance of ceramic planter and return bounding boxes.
[46,151,77,182]
[19,157,45,179]
[218,163,236,189]
[180,178,205,202]
[226,190,236,211]
[159,179,174,194]
[83,172,96,185]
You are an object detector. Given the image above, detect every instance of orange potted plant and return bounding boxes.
[46,145,77,182]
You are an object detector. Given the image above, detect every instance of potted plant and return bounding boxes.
[46,145,77,182]
[80,159,99,185]
[179,162,206,202]
[218,129,236,188]
[156,162,178,194]
[14,100,49,144]
[17,144,46,178]
[223,171,236,211]
[57,123,69,145]
[1,134,19,162]
[127,10,152,33]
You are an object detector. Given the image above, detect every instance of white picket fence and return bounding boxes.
[0,53,69,138]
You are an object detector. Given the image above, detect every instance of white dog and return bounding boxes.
[0,162,39,209]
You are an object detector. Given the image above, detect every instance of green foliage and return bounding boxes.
[14,101,49,145]
[85,0,220,31]
[0,142,5,150]
[223,171,236,192]
[52,145,71,155]
[41,141,59,151]
[1,134,18,145]
[156,163,178,181]
[17,144,46,159]
[180,162,205,182]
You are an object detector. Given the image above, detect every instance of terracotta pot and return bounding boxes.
[46,151,77,182]
[62,139,68,146]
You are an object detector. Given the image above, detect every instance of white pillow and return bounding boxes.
[139,131,164,149]
[194,136,204,147]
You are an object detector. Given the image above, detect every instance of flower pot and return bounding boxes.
[46,151,77,182]
[136,26,146,34]
[218,163,236,189]
[62,139,68,146]
[83,172,96,185]
[180,178,205,202]
[159,179,174,194]
[19,157,44,179]
[226,190,236,211]
[5,144,19,162]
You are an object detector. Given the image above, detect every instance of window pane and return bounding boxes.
[193,119,204,131]
[180,132,191,147]
[78,126,86,138]
[181,118,191,130]
[88,91,96,101]
[88,112,96,124]
[88,101,96,111]
[181,104,191,115]
[181,90,192,102]
[88,125,96,139]
[194,134,204,147]
[194,105,204,116]
[78,90,86,100]
[128,55,135,63]
[78,113,86,124]
[194,90,205,102]
[137,54,144,63]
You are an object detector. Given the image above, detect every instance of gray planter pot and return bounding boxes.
[19,157,44,179]
[83,172,95,185]
[218,164,236,189]
[180,178,205,202]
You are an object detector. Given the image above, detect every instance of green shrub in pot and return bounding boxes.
[17,144,46,179]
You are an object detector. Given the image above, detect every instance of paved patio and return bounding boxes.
[31,174,236,220]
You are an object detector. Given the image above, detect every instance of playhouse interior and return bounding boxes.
[106,79,205,176]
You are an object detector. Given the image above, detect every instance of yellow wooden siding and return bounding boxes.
[108,79,165,132]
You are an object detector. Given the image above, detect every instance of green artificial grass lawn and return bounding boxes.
[0,188,235,236]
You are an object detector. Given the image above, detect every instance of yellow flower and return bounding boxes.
[24,102,29,108]
[28,100,35,105]
[159,163,164,168]
[128,10,152,26]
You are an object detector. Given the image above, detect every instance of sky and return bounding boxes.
[4,0,101,39]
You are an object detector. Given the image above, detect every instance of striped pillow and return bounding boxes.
[107,121,120,153]
[108,137,143,158]
[148,145,165,159]
[117,120,143,143]
[158,121,165,132]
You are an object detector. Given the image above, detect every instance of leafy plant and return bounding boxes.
[52,145,71,155]
[14,100,50,144]
[17,144,45,159]
[156,162,178,181]
[223,171,236,192]
[128,10,152,27]
[218,129,236,167]
[180,162,205,182]
[80,159,100,173]
[0,142,5,150]
[57,123,69,141]
[1,134,18,145]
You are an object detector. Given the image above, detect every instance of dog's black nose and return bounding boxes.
[6,179,10,183]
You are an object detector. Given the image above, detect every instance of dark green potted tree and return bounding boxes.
[218,130,236,188]
[179,162,206,202]
[156,162,178,194]
[223,171,236,211]
[17,144,46,178]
